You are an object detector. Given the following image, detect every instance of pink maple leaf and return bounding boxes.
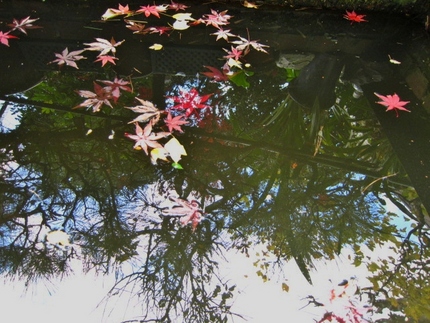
[95,55,118,67]
[168,1,189,11]
[0,31,19,47]
[7,16,42,35]
[49,47,86,69]
[374,92,410,117]
[164,112,188,132]
[162,197,203,231]
[136,4,168,18]
[99,77,132,102]
[223,46,243,60]
[124,122,169,155]
[201,9,232,28]
[74,82,114,112]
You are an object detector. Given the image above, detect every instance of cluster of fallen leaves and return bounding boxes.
[0,16,41,47]
[73,75,191,168]
[344,9,411,116]
[49,37,125,69]
[100,2,269,88]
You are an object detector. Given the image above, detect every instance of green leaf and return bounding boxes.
[229,70,254,88]
[172,162,183,169]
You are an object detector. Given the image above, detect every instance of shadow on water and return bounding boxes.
[1,1,430,322]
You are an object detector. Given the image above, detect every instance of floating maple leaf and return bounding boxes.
[201,65,229,82]
[344,10,367,23]
[201,9,232,28]
[170,88,213,118]
[125,20,149,34]
[7,16,42,34]
[101,4,133,20]
[162,197,203,231]
[49,47,86,69]
[74,82,113,112]
[230,35,269,54]
[223,46,243,60]
[126,98,162,123]
[148,26,172,35]
[84,37,124,56]
[0,31,19,47]
[124,122,169,155]
[99,77,132,102]
[164,112,188,132]
[168,0,189,11]
[211,28,235,41]
[94,55,118,67]
[136,4,168,18]
[374,92,410,117]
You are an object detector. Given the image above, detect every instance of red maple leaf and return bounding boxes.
[170,88,213,118]
[374,92,410,117]
[201,66,229,82]
[74,82,114,112]
[136,4,167,18]
[94,55,118,67]
[99,77,132,102]
[0,31,19,47]
[343,10,367,23]
[164,112,188,132]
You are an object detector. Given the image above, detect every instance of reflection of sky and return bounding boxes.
[0,243,392,323]
[0,101,21,131]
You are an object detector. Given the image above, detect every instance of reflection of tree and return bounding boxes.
[0,55,428,322]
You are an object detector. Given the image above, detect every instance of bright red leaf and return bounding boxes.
[343,10,367,23]
[169,88,213,118]
[374,92,410,117]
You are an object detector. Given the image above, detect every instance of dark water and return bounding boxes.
[1,1,430,322]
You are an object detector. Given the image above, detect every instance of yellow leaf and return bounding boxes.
[282,282,290,292]
[149,43,163,50]
[172,13,194,21]
[243,1,260,9]
[150,147,169,164]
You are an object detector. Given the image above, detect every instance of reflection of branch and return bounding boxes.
[361,173,398,194]
[0,95,129,122]
[187,129,411,187]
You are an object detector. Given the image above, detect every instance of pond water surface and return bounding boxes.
[1,1,430,322]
